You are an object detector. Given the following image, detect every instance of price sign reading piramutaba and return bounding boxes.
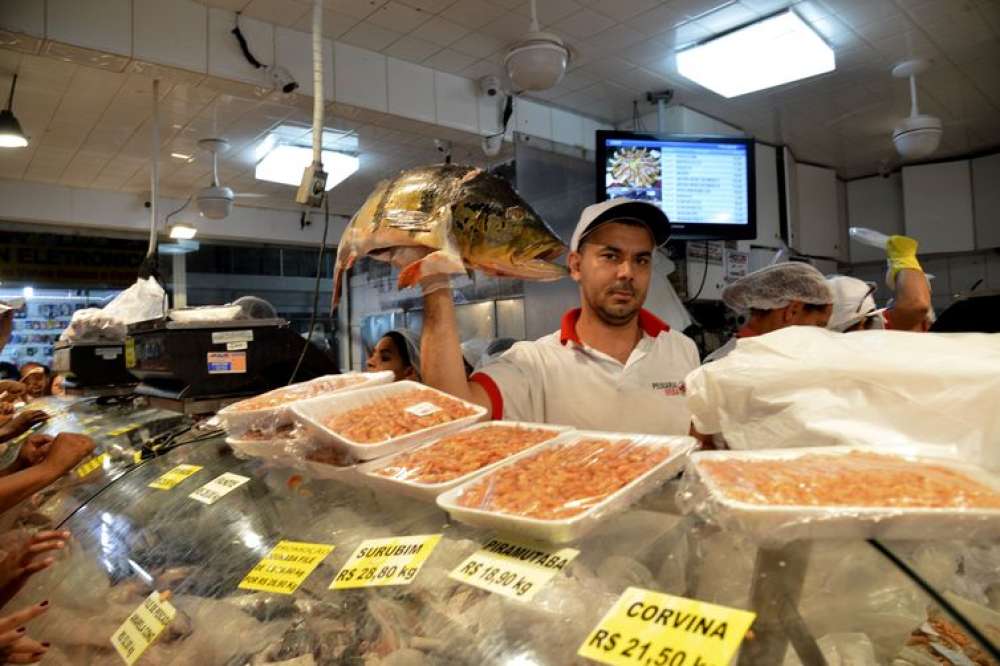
[330,534,441,590]
[110,591,176,666]
[148,464,203,490]
[449,537,579,602]
[238,540,334,595]
[578,587,756,666]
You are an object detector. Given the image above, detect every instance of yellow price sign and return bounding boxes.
[578,588,756,666]
[132,451,142,465]
[238,540,334,595]
[110,591,175,665]
[76,453,109,478]
[124,337,136,368]
[148,464,203,490]
[330,534,441,590]
[448,537,579,602]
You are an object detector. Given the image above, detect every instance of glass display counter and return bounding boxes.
[6,433,998,665]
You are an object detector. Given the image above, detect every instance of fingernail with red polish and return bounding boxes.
[38,600,48,607]
[41,642,50,648]
[16,626,25,633]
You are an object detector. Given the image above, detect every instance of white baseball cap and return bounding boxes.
[570,198,670,252]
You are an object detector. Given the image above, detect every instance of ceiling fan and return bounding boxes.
[192,137,266,220]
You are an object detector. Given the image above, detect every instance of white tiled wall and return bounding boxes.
[47,0,131,56]
[387,57,435,123]
[207,9,274,87]
[134,0,208,73]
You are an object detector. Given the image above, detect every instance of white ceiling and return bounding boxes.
[0,0,998,215]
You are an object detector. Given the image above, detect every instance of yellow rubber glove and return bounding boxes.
[886,234,922,290]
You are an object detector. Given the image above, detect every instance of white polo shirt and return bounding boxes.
[470,309,699,435]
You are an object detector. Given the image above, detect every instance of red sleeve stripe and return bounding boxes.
[469,372,503,420]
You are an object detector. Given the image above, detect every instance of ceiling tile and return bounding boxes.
[479,13,533,42]
[622,34,676,66]
[513,0,582,26]
[695,2,756,33]
[738,0,792,13]
[396,0,452,12]
[830,0,903,30]
[671,20,713,46]
[573,56,635,80]
[330,0,388,19]
[292,9,360,37]
[242,0,310,27]
[409,15,468,45]
[382,34,442,60]
[422,48,476,73]
[624,4,688,36]
[592,0,660,22]
[339,21,403,49]
[585,24,647,53]
[440,0,507,30]
[551,9,615,39]
[367,1,431,32]
[450,31,505,58]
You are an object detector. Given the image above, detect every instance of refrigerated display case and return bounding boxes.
[6,426,999,665]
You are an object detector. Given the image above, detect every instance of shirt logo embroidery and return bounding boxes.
[652,381,686,397]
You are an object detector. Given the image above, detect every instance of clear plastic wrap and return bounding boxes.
[684,326,1000,470]
[437,432,697,543]
[677,446,1000,544]
[358,421,571,501]
[218,371,394,436]
[291,380,487,461]
[59,278,165,343]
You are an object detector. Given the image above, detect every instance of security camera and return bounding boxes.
[479,75,501,97]
[481,134,502,158]
[434,139,452,154]
[267,65,299,94]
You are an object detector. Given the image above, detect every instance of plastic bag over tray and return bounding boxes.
[676,446,1000,544]
[684,327,1000,469]
[59,277,165,343]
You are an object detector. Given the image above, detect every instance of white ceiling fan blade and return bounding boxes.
[234,192,269,198]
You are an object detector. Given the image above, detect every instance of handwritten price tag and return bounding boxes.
[578,587,756,666]
[110,591,175,665]
[449,537,579,602]
[148,464,203,490]
[238,540,334,595]
[189,472,250,505]
[330,534,441,590]
[76,453,109,478]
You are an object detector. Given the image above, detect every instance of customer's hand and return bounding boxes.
[0,412,48,443]
[0,601,50,664]
[15,436,51,469]
[0,382,25,402]
[40,434,95,477]
[0,531,69,605]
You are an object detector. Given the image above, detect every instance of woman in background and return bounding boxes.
[366,329,421,382]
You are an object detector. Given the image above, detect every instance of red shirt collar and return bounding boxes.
[736,325,758,338]
[559,308,670,346]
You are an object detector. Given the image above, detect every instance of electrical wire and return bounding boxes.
[684,243,711,304]
[288,197,330,384]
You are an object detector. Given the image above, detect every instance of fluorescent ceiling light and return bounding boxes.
[168,222,197,240]
[255,145,359,190]
[676,10,835,98]
[170,152,192,160]
[22,286,33,299]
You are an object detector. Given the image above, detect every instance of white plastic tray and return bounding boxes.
[437,431,697,544]
[218,372,394,435]
[682,446,1000,544]
[356,421,573,502]
[290,380,488,461]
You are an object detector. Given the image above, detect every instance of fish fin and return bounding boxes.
[397,250,466,289]
[331,252,356,312]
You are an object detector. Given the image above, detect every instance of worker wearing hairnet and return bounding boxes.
[367,328,421,382]
[826,235,932,333]
[704,262,834,363]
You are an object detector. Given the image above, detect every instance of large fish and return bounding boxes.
[332,165,567,307]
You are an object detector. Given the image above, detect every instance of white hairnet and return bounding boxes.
[460,338,490,370]
[477,337,517,371]
[826,275,883,332]
[722,262,833,312]
[385,328,421,379]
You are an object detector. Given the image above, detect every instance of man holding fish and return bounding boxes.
[333,166,699,435]
[419,199,700,435]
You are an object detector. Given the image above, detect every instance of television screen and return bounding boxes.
[596,131,756,240]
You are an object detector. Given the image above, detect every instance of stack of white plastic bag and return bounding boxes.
[685,327,1000,470]
[59,277,165,343]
